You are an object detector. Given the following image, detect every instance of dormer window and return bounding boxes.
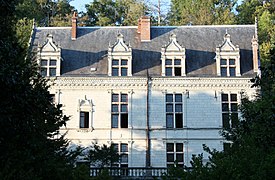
[108,34,132,76]
[37,34,61,77]
[216,33,240,77]
[161,34,186,76]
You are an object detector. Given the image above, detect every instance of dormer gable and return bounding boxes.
[108,33,132,76]
[37,34,61,77]
[216,32,240,77]
[161,33,186,76]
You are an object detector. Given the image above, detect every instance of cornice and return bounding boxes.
[48,77,254,90]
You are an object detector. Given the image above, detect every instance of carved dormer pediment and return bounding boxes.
[163,34,184,52]
[40,34,60,52]
[78,96,93,112]
[109,33,131,52]
[217,33,239,52]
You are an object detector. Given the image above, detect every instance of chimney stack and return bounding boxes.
[137,16,151,42]
[252,36,259,73]
[71,12,77,40]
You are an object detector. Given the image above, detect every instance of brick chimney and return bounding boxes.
[71,12,77,40]
[137,16,151,42]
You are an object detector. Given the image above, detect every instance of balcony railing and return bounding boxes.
[90,167,168,177]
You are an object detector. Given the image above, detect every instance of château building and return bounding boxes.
[31,14,259,175]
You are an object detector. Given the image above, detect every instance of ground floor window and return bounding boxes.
[166,143,184,167]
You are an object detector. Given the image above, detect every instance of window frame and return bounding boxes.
[111,58,129,76]
[221,93,238,128]
[220,58,237,77]
[40,58,57,77]
[166,143,184,167]
[80,111,89,128]
[111,93,128,128]
[112,143,128,168]
[166,93,183,128]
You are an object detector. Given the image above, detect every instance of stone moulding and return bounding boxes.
[48,77,254,89]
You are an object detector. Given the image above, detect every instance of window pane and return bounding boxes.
[229,67,235,76]
[112,114,118,128]
[165,59,172,65]
[41,68,47,77]
[166,94,173,102]
[167,143,174,152]
[175,94,182,102]
[229,59,235,65]
[176,143,183,152]
[166,104,173,112]
[221,59,227,65]
[112,144,119,152]
[230,94,237,101]
[121,60,128,65]
[121,68,127,76]
[121,94,128,102]
[167,154,174,162]
[112,94,119,102]
[41,60,48,66]
[121,104,128,112]
[174,59,181,65]
[222,94,228,101]
[174,67,181,76]
[176,154,184,162]
[222,113,230,128]
[221,67,227,76]
[121,114,128,128]
[222,103,229,111]
[175,104,182,112]
[112,104,118,112]
[231,103,238,111]
[165,67,172,76]
[175,114,183,128]
[49,68,56,76]
[121,154,128,163]
[112,68,119,76]
[166,114,174,128]
[112,60,119,65]
[231,113,238,128]
[50,59,56,66]
[121,144,128,152]
[80,112,89,128]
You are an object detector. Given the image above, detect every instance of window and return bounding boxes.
[80,111,89,128]
[112,59,128,76]
[112,143,128,175]
[166,94,183,128]
[40,58,57,77]
[220,58,237,77]
[166,143,184,167]
[222,93,238,128]
[165,59,182,76]
[112,93,128,128]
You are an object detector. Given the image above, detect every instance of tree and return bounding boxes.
[0,0,76,179]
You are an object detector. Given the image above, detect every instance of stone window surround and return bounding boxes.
[78,97,93,129]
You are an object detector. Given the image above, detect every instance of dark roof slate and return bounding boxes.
[32,25,256,77]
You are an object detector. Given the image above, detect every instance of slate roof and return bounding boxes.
[32,25,256,77]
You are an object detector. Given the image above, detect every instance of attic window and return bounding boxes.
[112,59,128,76]
[161,34,186,77]
[40,58,57,77]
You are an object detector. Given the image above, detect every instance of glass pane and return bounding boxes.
[121,60,127,65]
[230,94,237,101]
[166,104,173,112]
[175,104,182,112]
[174,59,181,65]
[231,103,238,111]
[167,143,174,152]
[41,59,48,66]
[112,115,118,128]
[231,113,238,128]
[229,67,235,76]
[121,154,128,163]
[121,94,128,102]
[121,68,128,76]
[229,59,235,65]
[112,104,118,112]
[50,59,56,66]
[221,59,227,65]
[112,144,119,152]
[165,67,172,76]
[222,113,230,128]
[175,114,183,128]
[112,60,119,65]
[222,94,228,101]
[176,143,183,152]
[221,67,227,76]
[176,154,184,162]
[175,94,182,102]
[165,59,172,65]
[112,68,119,76]
[222,103,229,111]
[121,104,128,112]
[167,154,174,162]
[174,67,181,76]
[41,68,47,77]
[166,94,173,102]
[121,114,128,128]
[49,68,56,76]
[121,144,128,152]
[166,114,174,128]
[112,94,119,102]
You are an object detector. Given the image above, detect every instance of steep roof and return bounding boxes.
[32,25,256,77]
